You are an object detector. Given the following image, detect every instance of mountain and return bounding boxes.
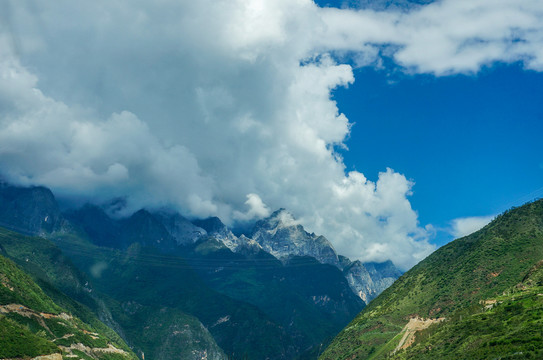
[321,199,543,359]
[64,204,122,247]
[0,241,138,360]
[153,210,207,245]
[250,209,340,267]
[249,209,402,304]
[193,216,239,250]
[65,209,364,358]
[0,226,227,360]
[67,200,400,306]
[0,183,64,235]
[0,182,398,359]
[180,237,365,357]
[341,258,402,304]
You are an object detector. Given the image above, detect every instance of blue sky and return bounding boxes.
[1,0,542,268]
[335,63,543,245]
[312,0,543,246]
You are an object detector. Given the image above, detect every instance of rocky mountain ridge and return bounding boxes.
[245,208,402,303]
[341,258,401,303]
[0,183,370,359]
[195,208,403,304]
[0,183,401,305]
[249,209,340,266]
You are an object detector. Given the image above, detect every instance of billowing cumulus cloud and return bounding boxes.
[233,194,271,222]
[1,0,542,269]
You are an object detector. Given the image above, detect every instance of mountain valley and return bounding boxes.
[0,182,401,359]
[5,181,541,359]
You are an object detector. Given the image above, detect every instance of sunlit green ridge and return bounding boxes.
[321,199,543,359]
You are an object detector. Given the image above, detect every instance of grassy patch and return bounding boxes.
[0,315,59,358]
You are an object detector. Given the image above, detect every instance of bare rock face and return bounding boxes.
[232,234,265,257]
[31,354,63,360]
[193,217,239,251]
[153,211,207,245]
[248,209,402,304]
[342,260,403,304]
[195,209,402,303]
[249,209,340,267]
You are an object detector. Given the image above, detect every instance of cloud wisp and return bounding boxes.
[1,0,542,269]
[450,215,495,238]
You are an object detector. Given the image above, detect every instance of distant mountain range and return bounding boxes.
[321,199,543,359]
[3,181,541,360]
[0,181,402,359]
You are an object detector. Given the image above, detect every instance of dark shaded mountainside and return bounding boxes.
[321,199,543,360]
[0,182,400,359]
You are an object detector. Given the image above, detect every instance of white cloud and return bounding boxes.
[233,193,271,221]
[0,45,216,217]
[1,0,542,269]
[318,0,543,74]
[450,215,495,238]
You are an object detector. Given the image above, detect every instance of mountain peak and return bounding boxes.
[193,216,239,251]
[271,208,298,226]
[120,209,177,250]
[254,209,301,235]
[153,210,207,245]
[250,208,339,266]
[193,216,227,234]
[0,184,64,235]
[269,208,289,217]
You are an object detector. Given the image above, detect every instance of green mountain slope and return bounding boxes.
[180,238,364,356]
[0,227,228,360]
[58,208,363,359]
[321,199,543,360]
[0,253,138,360]
[53,235,293,359]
